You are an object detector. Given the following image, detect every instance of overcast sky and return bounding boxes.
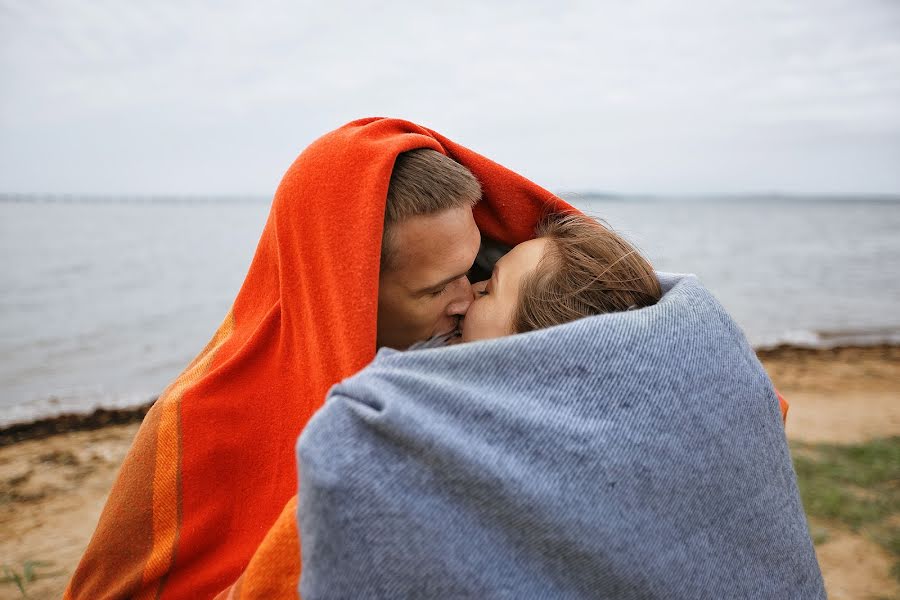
[1,0,899,196]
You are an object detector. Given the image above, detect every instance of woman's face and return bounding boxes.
[461,237,549,343]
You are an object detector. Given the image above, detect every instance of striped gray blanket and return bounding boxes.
[296,273,825,599]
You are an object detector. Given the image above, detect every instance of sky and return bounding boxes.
[1,0,899,196]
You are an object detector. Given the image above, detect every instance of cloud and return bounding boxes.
[1,0,898,194]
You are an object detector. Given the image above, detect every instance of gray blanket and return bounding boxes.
[296,273,824,599]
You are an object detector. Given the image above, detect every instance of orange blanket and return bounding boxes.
[64,118,573,599]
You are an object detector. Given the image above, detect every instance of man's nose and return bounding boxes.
[446,278,475,317]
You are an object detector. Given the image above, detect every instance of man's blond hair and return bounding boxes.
[382,149,481,271]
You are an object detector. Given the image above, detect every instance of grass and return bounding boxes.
[792,436,900,583]
[0,560,62,598]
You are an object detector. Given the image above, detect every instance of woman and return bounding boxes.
[463,213,661,343]
[295,215,824,598]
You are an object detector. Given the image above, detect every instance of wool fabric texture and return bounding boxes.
[296,273,823,599]
[64,117,573,599]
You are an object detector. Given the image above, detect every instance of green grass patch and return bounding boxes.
[0,560,62,598]
[791,436,900,583]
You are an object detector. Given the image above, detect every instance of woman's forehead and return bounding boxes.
[498,238,548,282]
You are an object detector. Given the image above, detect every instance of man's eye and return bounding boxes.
[477,289,489,297]
[430,286,448,297]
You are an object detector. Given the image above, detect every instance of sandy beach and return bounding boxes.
[1,345,898,599]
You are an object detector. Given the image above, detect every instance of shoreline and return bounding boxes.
[0,402,154,447]
[755,342,899,361]
[1,343,896,447]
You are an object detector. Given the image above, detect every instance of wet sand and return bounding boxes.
[1,345,898,599]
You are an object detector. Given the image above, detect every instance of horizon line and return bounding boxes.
[2,191,900,202]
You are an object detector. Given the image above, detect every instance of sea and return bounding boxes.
[2,194,899,427]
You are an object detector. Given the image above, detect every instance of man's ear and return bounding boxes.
[469,236,511,282]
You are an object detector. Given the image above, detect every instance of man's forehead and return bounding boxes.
[386,208,481,286]
[394,235,480,289]
[394,205,472,237]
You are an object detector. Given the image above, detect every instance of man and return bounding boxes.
[65,118,569,599]
[377,148,482,349]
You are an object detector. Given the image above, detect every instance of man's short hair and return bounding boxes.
[381,149,481,271]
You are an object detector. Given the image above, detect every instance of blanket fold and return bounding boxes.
[296,273,824,599]
[65,117,573,599]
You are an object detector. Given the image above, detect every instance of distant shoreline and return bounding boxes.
[3,192,900,204]
[2,342,897,447]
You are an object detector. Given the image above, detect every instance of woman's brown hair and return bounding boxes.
[512,213,662,334]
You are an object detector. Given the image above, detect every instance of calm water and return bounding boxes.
[2,196,899,426]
